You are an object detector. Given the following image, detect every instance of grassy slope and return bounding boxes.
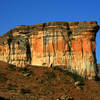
[0,61,100,100]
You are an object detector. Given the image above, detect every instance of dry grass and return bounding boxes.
[0,61,100,100]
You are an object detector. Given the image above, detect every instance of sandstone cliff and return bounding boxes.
[0,21,99,79]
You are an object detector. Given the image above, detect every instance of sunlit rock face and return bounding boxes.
[0,21,99,79]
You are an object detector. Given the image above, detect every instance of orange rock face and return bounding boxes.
[0,21,99,79]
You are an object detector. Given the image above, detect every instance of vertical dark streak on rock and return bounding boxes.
[7,30,13,62]
[67,25,72,56]
[81,39,83,57]
[46,30,51,64]
[52,29,56,56]
[60,29,67,42]
[43,23,46,57]
[91,41,95,60]
[68,40,71,55]
[60,28,67,56]
[64,30,67,56]
[56,31,58,50]
[48,52,50,64]
[26,39,31,64]
[12,40,15,55]
[91,41,98,74]
[43,35,46,57]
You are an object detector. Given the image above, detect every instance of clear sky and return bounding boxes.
[0,0,100,63]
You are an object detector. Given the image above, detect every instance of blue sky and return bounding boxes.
[0,0,100,63]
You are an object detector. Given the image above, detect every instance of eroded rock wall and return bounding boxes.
[0,21,99,79]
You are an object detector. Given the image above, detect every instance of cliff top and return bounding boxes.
[1,21,99,34]
[16,21,98,28]
[0,21,99,45]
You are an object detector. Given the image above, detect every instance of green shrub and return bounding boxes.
[65,71,84,85]
[8,65,16,71]
[18,67,34,77]
[20,88,31,95]
[40,80,44,84]
[53,66,64,72]
[53,66,84,85]
[44,72,56,79]
[0,74,8,83]
[18,67,28,72]
[8,83,17,90]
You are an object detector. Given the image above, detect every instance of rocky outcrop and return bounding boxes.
[0,21,99,79]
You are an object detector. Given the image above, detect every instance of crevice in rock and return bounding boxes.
[26,39,31,64]
[60,25,72,56]
[7,30,13,62]
[43,23,46,57]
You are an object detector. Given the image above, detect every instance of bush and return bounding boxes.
[21,88,31,95]
[8,83,17,90]
[18,67,34,77]
[53,66,84,85]
[53,66,64,72]
[0,73,8,83]
[44,72,56,79]
[18,67,28,72]
[65,71,84,85]
[40,80,44,84]
[8,65,16,71]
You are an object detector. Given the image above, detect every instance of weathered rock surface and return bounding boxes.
[0,21,99,79]
[97,64,100,77]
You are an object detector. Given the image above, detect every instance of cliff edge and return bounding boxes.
[0,21,99,79]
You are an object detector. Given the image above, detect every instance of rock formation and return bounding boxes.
[0,21,99,79]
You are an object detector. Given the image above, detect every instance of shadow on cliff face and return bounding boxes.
[96,29,100,80]
[26,40,31,63]
[96,29,100,64]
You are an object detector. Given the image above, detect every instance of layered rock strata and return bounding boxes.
[0,21,99,79]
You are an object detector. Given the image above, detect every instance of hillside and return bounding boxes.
[0,61,100,100]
